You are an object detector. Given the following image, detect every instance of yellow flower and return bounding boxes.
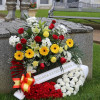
[51,57,57,63]
[43,31,49,37]
[50,44,60,54]
[39,46,49,56]
[59,47,63,53]
[66,39,74,48]
[32,61,39,68]
[14,51,24,60]
[64,45,68,50]
[25,49,34,58]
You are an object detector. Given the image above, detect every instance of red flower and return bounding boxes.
[52,20,56,24]
[34,36,41,43]
[60,57,66,64]
[24,82,63,100]
[59,35,64,40]
[52,34,58,40]
[11,59,23,65]
[21,38,27,44]
[49,23,55,29]
[40,63,45,69]
[10,59,25,78]
[18,28,24,34]
[16,43,23,50]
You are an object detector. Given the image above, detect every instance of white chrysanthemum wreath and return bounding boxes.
[55,67,86,97]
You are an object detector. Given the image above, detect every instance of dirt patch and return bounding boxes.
[0,13,6,19]
[93,30,100,44]
[84,23,100,30]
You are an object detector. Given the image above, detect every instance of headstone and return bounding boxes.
[0,18,93,93]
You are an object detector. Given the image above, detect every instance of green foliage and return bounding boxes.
[68,44,83,64]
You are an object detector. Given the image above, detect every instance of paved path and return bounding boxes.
[93,30,100,43]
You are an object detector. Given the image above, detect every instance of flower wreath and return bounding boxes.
[9,17,88,100]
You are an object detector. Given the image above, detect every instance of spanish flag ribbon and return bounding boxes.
[12,72,35,93]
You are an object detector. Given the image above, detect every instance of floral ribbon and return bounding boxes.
[12,72,35,93]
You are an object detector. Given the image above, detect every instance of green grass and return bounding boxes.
[0,43,100,100]
[0,9,100,24]
[0,10,20,18]
[36,9,100,24]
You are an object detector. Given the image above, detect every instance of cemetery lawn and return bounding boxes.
[0,43,100,100]
[36,9,100,25]
[0,9,100,25]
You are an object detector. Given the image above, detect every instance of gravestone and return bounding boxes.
[0,18,93,93]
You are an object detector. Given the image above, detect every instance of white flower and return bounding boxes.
[75,72,80,77]
[80,71,84,76]
[70,81,75,87]
[73,91,78,95]
[63,93,67,97]
[79,77,85,83]
[77,80,83,86]
[27,66,36,73]
[63,74,68,79]
[54,84,61,90]
[61,86,66,92]
[72,77,78,82]
[57,78,63,84]
[75,85,79,92]
[63,77,69,83]
[67,87,74,93]
[55,24,67,35]
[68,72,73,77]
[42,38,52,47]
[9,35,20,47]
[66,51,72,61]
[66,91,71,96]
[60,81,65,86]
[45,38,52,47]
[56,67,86,97]
[66,83,70,88]
[26,17,38,27]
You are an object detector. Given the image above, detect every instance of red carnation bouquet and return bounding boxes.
[24,82,63,100]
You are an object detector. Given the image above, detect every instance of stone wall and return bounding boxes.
[0,18,93,93]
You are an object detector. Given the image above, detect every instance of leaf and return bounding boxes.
[43,26,51,32]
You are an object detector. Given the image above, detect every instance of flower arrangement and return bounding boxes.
[55,67,85,97]
[9,17,86,100]
[9,17,82,77]
[30,2,37,9]
[24,82,63,99]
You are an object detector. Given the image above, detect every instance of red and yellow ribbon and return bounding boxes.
[12,72,35,93]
